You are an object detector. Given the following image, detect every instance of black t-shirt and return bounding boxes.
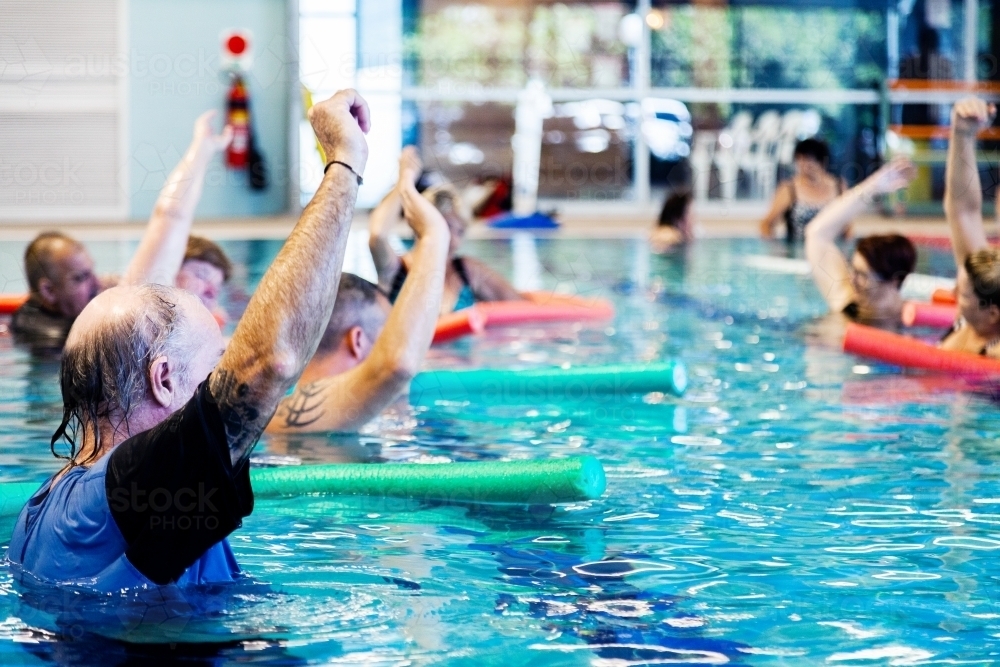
[105,378,254,585]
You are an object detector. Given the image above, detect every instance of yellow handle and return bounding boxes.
[300,85,327,164]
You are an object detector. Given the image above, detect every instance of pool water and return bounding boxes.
[2,236,999,665]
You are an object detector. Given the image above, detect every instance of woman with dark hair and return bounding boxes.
[805,157,918,327]
[760,138,846,241]
[939,97,1000,357]
[650,188,695,252]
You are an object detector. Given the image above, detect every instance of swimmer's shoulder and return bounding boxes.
[10,299,72,344]
[801,312,849,348]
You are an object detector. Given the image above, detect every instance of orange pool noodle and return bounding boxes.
[901,301,956,328]
[0,294,27,315]
[931,288,957,305]
[843,322,1000,376]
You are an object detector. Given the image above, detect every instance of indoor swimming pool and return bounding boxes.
[1,236,998,665]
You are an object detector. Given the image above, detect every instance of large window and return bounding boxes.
[405,2,630,88]
[300,0,997,213]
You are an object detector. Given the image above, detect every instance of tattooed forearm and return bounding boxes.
[210,168,358,466]
[275,380,333,429]
[209,369,271,467]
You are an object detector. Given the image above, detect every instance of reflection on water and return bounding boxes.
[1,237,998,664]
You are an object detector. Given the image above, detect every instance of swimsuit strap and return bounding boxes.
[783,180,797,236]
[452,256,471,288]
[982,334,1000,356]
[940,316,964,344]
[388,264,408,303]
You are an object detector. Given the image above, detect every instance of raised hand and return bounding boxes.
[190,110,233,160]
[952,96,997,135]
[308,88,371,177]
[397,149,447,242]
[398,145,423,187]
[865,157,917,196]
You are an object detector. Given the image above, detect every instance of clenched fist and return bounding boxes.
[308,88,371,179]
[951,96,996,135]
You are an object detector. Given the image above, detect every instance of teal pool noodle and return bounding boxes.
[250,456,606,504]
[410,361,687,403]
[0,458,606,517]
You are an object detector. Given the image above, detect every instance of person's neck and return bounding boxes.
[800,171,823,186]
[55,417,127,479]
[858,288,904,326]
[298,350,357,386]
[970,319,1000,345]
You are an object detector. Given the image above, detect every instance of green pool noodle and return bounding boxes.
[249,456,606,504]
[409,361,687,403]
[0,457,606,517]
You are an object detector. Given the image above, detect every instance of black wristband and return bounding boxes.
[324,160,364,185]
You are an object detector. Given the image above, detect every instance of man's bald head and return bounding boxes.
[55,284,225,462]
[24,232,99,319]
[25,233,86,291]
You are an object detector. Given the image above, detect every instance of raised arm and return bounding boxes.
[369,188,403,291]
[368,148,421,291]
[945,97,995,266]
[758,181,793,238]
[120,111,232,286]
[805,158,916,313]
[269,151,450,433]
[209,90,370,465]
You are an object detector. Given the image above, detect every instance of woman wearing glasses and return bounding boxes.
[804,157,918,328]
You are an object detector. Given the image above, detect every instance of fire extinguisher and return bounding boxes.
[226,74,250,169]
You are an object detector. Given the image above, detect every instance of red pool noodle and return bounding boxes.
[0,294,27,315]
[931,288,957,305]
[843,322,1000,376]
[432,306,486,344]
[901,301,956,328]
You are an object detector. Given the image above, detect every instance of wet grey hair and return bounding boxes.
[52,284,189,465]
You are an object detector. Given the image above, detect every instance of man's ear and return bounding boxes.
[345,326,368,360]
[148,355,174,408]
[37,277,58,307]
[989,304,1000,327]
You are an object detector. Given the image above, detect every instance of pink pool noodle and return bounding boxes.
[901,301,956,328]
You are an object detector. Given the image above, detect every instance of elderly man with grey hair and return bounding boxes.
[6,89,371,590]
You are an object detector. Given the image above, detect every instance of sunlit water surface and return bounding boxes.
[1,236,998,665]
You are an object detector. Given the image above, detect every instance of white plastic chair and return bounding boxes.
[741,110,781,200]
[713,111,752,201]
[689,131,716,201]
[776,109,803,168]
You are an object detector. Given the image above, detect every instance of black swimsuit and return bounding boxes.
[784,179,844,242]
[842,302,860,321]
[388,257,475,310]
[10,298,74,349]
